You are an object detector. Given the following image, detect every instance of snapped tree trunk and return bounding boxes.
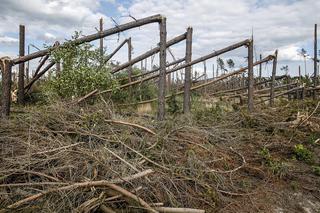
[157,17,167,121]
[17,25,25,104]
[270,50,278,106]
[183,27,193,113]
[1,58,13,118]
[247,39,254,112]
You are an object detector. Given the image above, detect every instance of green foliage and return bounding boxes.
[193,102,223,123]
[44,32,116,99]
[312,166,320,176]
[293,144,314,163]
[226,59,235,70]
[112,68,157,104]
[240,111,260,128]
[260,147,288,177]
[307,133,320,145]
[167,92,181,115]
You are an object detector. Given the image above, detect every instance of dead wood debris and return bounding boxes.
[0,100,319,212]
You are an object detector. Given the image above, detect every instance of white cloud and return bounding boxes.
[277,45,302,61]
[0,36,18,44]
[37,32,57,43]
[110,0,319,76]
[0,0,318,77]
[0,0,111,40]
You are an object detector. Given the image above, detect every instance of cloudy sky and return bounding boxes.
[0,0,319,77]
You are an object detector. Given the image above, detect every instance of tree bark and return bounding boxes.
[33,55,49,77]
[127,37,132,83]
[157,17,167,121]
[80,39,252,102]
[183,27,193,113]
[12,14,164,65]
[112,32,187,74]
[132,58,185,80]
[314,23,318,99]
[24,62,55,93]
[247,39,254,112]
[270,50,278,106]
[17,25,25,104]
[100,17,104,65]
[105,39,128,63]
[259,54,262,79]
[0,58,13,118]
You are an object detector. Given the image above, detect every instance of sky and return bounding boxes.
[0,0,319,78]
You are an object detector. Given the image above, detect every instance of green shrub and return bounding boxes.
[41,32,158,104]
[293,144,314,163]
[167,92,181,115]
[312,166,320,176]
[259,147,288,177]
[43,32,116,99]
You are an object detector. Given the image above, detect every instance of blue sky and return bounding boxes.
[0,0,319,77]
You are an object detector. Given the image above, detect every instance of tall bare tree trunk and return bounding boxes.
[128,37,132,83]
[17,25,25,104]
[299,65,301,82]
[314,24,318,99]
[259,54,262,79]
[270,50,278,106]
[100,17,104,63]
[157,17,167,121]
[183,27,193,114]
[247,40,254,112]
[1,58,13,118]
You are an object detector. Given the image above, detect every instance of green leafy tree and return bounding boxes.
[280,65,289,75]
[47,36,116,99]
[217,58,226,73]
[226,59,235,71]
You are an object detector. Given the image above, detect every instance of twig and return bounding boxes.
[153,207,205,213]
[100,205,117,213]
[296,101,320,128]
[0,170,153,188]
[104,119,156,135]
[106,183,158,213]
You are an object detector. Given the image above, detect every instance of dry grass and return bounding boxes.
[0,99,319,212]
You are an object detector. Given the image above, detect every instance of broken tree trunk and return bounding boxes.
[12,14,164,65]
[127,37,132,83]
[183,27,193,113]
[54,41,61,75]
[111,32,187,74]
[270,50,278,106]
[33,55,49,77]
[100,17,104,64]
[78,39,251,103]
[132,58,185,80]
[17,25,25,104]
[105,39,128,63]
[314,23,318,99]
[116,55,274,106]
[157,17,167,121]
[24,62,55,93]
[259,54,262,79]
[0,58,13,118]
[247,39,254,112]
